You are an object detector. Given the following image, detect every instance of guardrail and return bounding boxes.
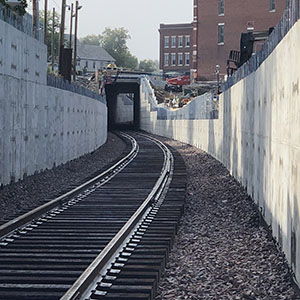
[0,3,43,41]
[223,0,300,91]
[47,74,106,104]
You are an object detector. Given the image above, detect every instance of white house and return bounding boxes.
[76,43,116,73]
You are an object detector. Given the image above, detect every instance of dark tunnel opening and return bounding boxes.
[105,82,140,131]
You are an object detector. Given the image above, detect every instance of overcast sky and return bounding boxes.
[33,0,193,61]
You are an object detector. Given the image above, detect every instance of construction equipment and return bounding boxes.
[164,75,190,92]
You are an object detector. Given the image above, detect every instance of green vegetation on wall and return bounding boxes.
[0,0,27,16]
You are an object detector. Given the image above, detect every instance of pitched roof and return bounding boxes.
[77,43,116,62]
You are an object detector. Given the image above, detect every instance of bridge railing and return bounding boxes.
[47,74,106,104]
[223,0,300,91]
[0,3,43,41]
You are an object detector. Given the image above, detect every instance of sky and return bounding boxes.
[31,0,193,61]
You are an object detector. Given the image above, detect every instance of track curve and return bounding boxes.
[0,132,186,300]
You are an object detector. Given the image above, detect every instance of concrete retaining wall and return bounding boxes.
[0,74,107,186]
[0,18,47,84]
[0,19,107,186]
[140,20,300,285]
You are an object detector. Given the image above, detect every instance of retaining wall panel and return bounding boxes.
[0,74,107,186]
[140,20,300,286]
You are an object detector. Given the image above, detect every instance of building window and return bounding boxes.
[218,24,224,44]
[178,53,183,66]
[270,0,275,11]
[164,53,169,66]
[171,53,176,66]
[178,36,183,47]
[93,61,96,69]
[185,53,190,66]
[85,61,88,68]
[286,0,290,8]
[219,0,224,15]
[164,36,169,48]
[171,36,176,48]
[185,35,190,47]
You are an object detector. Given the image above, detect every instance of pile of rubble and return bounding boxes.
[76,75,99,94]
[151,80,219,109]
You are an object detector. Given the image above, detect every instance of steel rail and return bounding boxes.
[60,133,172,300]
[0,132,138,239]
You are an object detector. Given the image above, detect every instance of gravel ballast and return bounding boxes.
[0,131,299,299]
[0,132,127,224]
[154,136,300,300]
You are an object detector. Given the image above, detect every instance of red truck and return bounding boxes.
[165,75,190,92]
[167,75,190,86]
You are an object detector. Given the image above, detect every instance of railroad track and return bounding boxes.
[0,132,186,300]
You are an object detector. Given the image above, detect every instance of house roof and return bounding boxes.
[77,43,116,62]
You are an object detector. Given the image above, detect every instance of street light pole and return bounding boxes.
[59,0,66,74]
[69,3,74,48]
[73,0,79,81]
[216,64,220,94]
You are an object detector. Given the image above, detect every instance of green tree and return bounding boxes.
[40,10,60,61]
[80,34,101,46]
[0,0,27,15]
[99,27,138,69]
[139,59,158,73]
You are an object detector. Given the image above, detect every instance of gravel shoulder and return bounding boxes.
[0,132,127,224]
[153,136,300,300]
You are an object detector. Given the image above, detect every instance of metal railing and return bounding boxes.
[47,74,106,104]
[0,3,43,41]
[223,0,300,91]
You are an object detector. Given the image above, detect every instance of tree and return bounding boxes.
[40,10,60,61]
[124,51,138,70]
[80,34,101,46]
[0,0,27,15]
[99,27,138,69]
[139,59,158,73]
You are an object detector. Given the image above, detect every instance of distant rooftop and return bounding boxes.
[78,43,115,62]
[159,23,193,30]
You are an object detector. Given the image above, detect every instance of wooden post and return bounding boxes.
[59,0,66,74]
[44,0,48,44]
[73,1,79,81]
[32,0,38,37]
[51,7,55,72]
[69,3,74,48]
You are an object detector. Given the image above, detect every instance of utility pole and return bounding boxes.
[69,3,74,48]
[73,0,79,81]
[51,7,55,72]
[59,0,66,74]
[32,0,38,37]
[44,0,48,44]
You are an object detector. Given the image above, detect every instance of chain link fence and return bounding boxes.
[47,74,106,104]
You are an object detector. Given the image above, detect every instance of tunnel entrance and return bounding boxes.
[105,81,140,130]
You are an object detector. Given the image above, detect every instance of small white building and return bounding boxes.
[76,43,116,73]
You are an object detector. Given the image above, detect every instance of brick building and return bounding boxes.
[159,23,193,76]
[193,0,288,80]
